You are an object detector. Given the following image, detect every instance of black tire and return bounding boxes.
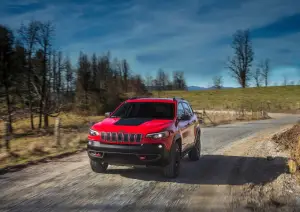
[188,132,201,161]
[163,142,181,178]
[90,159,108,173]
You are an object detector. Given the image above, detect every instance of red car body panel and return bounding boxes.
[89,118,176,150]
[88,98,198,152]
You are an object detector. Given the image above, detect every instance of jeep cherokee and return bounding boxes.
[87,97,201,178]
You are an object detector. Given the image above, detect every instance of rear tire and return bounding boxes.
[189,132,201,161]
[90,160,108,173]
[163,142,181,178]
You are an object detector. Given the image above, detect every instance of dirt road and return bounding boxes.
[0,114,299,212]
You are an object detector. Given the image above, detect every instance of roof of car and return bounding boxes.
[126,97,188,103]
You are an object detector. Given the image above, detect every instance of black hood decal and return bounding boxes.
[114,118,153,126]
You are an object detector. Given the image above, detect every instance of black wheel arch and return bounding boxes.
[194,126,201,143]
[172,133,182,156]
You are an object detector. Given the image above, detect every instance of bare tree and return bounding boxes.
[57,51,64,96]
[282,75,288,86]
[51,50,57,93]
[172,71,186,90]
[77,52,91,109]
[132,74,147,94]
[18,21,40,129]
[36,21,54,128]
[65,56,74,96]
[260,59,270,87]
[156,69,169,91]
[227,29,254,88]
[0,25,15,133]
[253,68,262,87]
[212,75,223,89]
[282,74,288,86]
[91,53,97,89]
[145,74,153,91]
[121,59,129,92]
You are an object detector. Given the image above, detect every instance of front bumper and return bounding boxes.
[87,141,170,166]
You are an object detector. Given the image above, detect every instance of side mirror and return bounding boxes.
[178,114,190,121]
[104,112,111,118]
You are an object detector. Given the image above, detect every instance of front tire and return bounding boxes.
[90,160,108,173]
[163,142,181,178]
[189,132,201,161]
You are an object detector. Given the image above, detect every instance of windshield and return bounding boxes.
[111,102,175,119]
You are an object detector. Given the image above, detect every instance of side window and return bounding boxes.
[177,103,185,118]
[182,103,193,117]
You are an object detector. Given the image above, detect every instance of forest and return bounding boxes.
[0,20,187,133]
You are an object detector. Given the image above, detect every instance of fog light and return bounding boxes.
[88,140,92,145]
[158,145,163,149]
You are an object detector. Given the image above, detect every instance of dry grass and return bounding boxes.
[0,113,104,169]
[196,110,269,126]
[272,124,300,151]
[272,124,300,176]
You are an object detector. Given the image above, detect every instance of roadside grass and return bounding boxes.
[0,114,104,170]
[196,110,269,127]
[153,85,300,113]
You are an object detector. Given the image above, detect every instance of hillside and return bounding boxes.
[153,85,300,113]
[187,86,234,91]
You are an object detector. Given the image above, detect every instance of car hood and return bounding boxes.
[92,117,173,133]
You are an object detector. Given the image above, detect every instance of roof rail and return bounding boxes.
[129,96,139,100]
[173,97,185,101]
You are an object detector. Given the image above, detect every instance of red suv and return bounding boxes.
[87,97,201,178]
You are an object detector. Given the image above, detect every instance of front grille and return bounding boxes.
[124,134,129,142]
[130,134,135,142]
[101,132,142,143]
[112,133,117,142]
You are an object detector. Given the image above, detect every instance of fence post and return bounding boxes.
[54,117,61,147]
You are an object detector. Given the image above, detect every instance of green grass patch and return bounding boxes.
[153,86,300,112]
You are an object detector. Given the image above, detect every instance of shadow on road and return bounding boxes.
[106,155,288,185]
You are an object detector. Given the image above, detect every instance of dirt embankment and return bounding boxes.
[225,125,300,211]
[272,124,300,164]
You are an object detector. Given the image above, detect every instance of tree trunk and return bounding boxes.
[28,60,35,129]
[38,104,43,128]
[85,91,88,110]
[30,103,34,129]
[44,114,49,128]
[66,82,69,97]
[39,52,47,128]
[4,83,13,134]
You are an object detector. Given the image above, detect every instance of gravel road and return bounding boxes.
[0,114,299,212]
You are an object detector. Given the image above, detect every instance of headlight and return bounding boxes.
[89,129,99,136]
[146,131,170,139]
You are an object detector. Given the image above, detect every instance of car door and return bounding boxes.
[182,102,196,149]
[177,102,191,152]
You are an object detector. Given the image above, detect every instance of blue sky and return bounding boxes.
[1,0,300,87]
